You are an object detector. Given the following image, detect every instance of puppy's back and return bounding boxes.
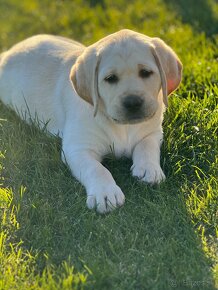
[0,35,84,133]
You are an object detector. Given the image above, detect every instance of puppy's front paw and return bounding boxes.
[131,162,165,184]
[86,184,125,213]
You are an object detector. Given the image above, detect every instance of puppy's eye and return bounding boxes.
[139,69,153,78]
[104,74,119,84]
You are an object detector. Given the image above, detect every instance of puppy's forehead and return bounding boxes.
[99,37,157,72]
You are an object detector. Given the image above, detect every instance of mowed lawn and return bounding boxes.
[0,1,217,289]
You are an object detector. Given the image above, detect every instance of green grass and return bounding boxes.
[0,0,218,289]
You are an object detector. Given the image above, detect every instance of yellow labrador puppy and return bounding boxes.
[0,29,182,213]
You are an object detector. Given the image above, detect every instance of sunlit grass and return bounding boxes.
[0,162,89,290]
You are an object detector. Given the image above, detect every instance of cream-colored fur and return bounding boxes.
[0,29,182,213]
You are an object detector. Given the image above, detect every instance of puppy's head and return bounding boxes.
[70,29,182,124]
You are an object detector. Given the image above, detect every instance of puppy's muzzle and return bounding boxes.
[122,95,144,115]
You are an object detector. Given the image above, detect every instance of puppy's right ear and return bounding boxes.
[70,47,100,116]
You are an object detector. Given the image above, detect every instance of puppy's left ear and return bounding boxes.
[150,38,182,107]
[70,46,100,116]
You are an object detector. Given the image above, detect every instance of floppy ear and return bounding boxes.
[70,47,100,116]
[150,38,182,107]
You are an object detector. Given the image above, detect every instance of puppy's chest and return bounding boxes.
[108,126,142,158]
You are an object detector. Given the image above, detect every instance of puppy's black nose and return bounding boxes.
[123,95,144,112]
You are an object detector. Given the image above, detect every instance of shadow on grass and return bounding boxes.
[0,103,216,290]
[163,0,218,37]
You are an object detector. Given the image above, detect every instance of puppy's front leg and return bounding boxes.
[62,150,125,213]
[131,132,165,184]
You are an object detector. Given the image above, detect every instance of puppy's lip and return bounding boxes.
[111,112,156,124]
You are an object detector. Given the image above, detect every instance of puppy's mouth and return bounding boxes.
[111,112,156,125]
